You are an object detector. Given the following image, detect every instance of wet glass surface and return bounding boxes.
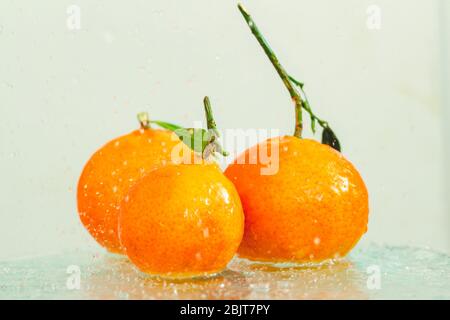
[1,244,449,299]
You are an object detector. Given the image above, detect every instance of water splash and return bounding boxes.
[0,244,448,299]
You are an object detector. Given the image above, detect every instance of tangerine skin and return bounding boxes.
[225,136,369,263]
[118,163,245,278]
[77,128,189,254]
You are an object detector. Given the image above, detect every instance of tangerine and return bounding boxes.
[77,123,191,254]
[232,4,369,262]
[225,136,369,263]
[118,162,244,278]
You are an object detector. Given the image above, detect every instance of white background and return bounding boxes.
[0,0,448,259]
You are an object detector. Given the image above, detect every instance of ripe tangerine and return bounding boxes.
[225,136,369,263]
[77,127,191,253]
[119,163,244,278]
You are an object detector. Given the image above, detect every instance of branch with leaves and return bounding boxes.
[138,96,228,159]
[237,3,341,151]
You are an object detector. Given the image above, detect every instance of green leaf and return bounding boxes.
[149,96,228,158]
[150,120,183,131]
[174,128,211,154]
[322,127,341,152]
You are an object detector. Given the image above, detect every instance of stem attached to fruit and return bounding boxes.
[137,112,151,129]
[144,97,228,158]
[288,75,328,130]
[237,3,303,138]
[203,96,229,158]
[237,2,341,147]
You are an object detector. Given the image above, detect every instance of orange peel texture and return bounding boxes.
[77,128,191,253]
[119,163,244,278]
[225,136,369,263]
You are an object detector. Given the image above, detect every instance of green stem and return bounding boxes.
[287,75,304,89]
[146,97,228,158]
[288,75,328,129]
[237,3,303,138]
[203,96,219,136]
[203,96,228,157]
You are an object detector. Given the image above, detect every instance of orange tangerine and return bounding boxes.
[118,163,244,278]
[225,136,369,263]
[231,4,369,263]
[77,126,191,254]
